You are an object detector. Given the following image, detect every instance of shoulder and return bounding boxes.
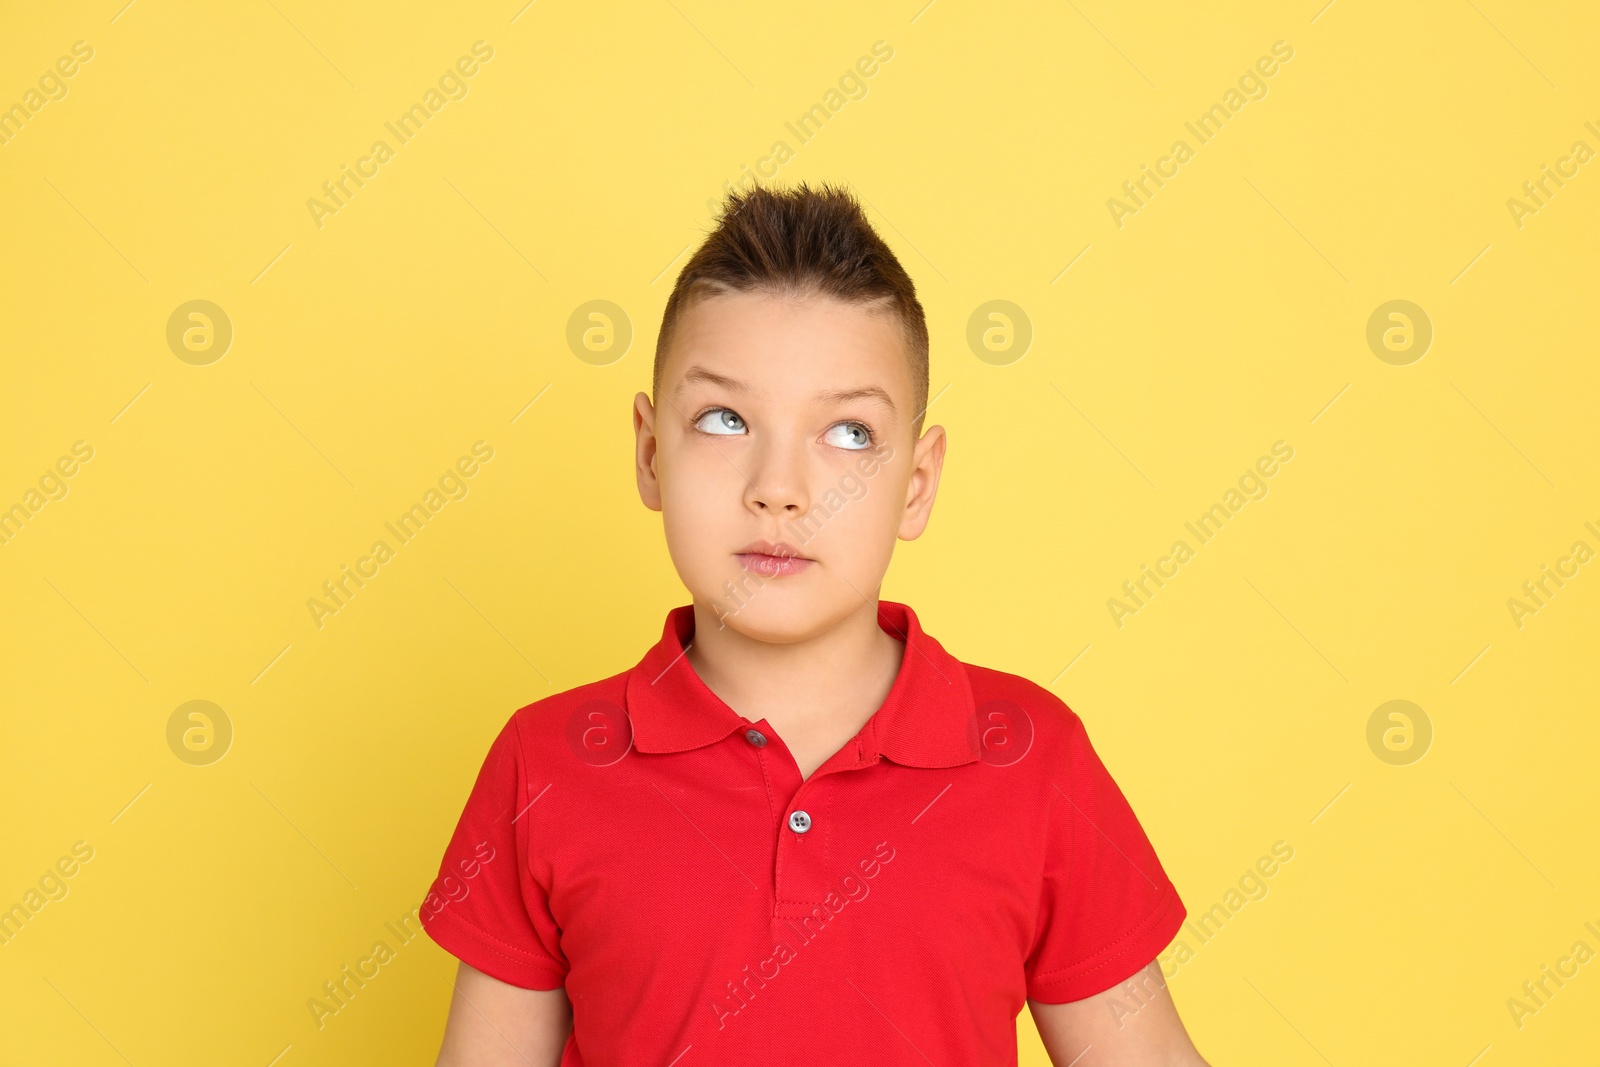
[959,662,1162,857]
[492,667,634,768]
[958,659,1113,783]
[962,661,1088,739]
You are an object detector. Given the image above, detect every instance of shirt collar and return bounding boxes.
[624,600,979,769]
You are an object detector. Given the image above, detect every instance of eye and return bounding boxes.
[693,407,747,435]
[823,421,874,451]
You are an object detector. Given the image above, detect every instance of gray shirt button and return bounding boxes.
[788,810,812,834]
[745,728,767,747]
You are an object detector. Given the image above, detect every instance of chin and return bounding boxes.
[701,583,833,643]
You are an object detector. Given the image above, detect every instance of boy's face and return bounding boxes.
[633,290,945,643]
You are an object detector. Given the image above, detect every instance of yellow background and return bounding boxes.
[2,0,1597,1063]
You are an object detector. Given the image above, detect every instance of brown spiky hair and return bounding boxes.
[653,181,930,438]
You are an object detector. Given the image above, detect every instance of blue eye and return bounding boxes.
[824,421,874,450]
[694,408,746,435]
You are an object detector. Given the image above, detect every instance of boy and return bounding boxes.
[421,182,1208,1066]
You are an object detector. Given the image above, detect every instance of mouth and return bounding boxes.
[734,540,815,579]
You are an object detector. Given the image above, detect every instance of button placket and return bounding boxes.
[775,759,867,918]
[748,723,867,915]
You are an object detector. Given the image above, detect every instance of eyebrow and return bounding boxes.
[814,385,896,412]
[677,366,747,393]
[676,366,897,412]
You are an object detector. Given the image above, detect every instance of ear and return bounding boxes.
[634,391,663,512]
[897,424,946,540]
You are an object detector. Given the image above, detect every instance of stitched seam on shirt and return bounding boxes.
[1032,887,1179,982]
[500,709,566,974]
[510,711,530,833]
[756,737,783,907]
[771,747,841,910]
[1028,774,1063,958]
[428,906,566,973]
[823,779,832,885]
[508,710,539,931]
[1029,886,1182,986]
[777,894,850,911]
[755,736,779,827]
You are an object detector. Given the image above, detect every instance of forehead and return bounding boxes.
[663,290,912,399]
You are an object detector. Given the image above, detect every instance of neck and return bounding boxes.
[684,596,904,727]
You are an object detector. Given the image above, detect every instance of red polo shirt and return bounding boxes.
[421,600,1185,1066]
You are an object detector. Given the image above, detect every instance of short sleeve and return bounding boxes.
[420,713,569,990]
[1024,711,1186,1003]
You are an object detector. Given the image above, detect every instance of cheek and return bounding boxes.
[658,450,745,586]
[661,486,724,559]
[659,436,735,515]
[813,461,904,561]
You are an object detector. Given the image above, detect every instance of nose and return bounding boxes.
[743,433,810,517]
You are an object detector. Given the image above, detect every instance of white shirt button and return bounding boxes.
[788,810,812,834]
